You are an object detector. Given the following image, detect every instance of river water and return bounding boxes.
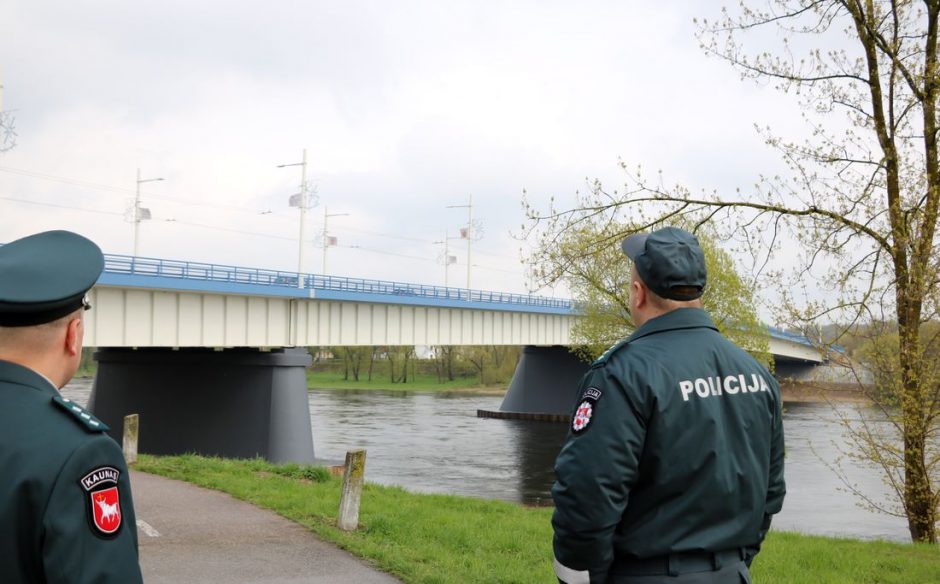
[63,380,910,542]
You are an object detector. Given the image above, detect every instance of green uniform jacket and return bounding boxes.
[0,360,143,583]
[552,308,786,583]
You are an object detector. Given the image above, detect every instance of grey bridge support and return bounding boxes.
[496,346,590,418]
[88,348,315,464]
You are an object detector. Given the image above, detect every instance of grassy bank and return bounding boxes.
[135,455,940,583]
[306,370,505,394]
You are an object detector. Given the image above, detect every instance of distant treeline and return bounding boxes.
[76,345,524,387]
[308,346,521,386]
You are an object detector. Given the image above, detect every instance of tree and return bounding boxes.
[340,347,372,381]
[524,1,940,543]
[457,346,520,386]
[385,346,415,384]
[462,346,490,385]
[527,218,770,362]
[366,346,378,381]
[432,346,457,383]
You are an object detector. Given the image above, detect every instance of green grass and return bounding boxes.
[306,370,503,393]
[135,455,940,584]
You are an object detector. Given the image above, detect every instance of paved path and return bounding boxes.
[131,471,402,583]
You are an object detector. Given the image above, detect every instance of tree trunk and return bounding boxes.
[351,356,360,382]
[897,292,936,543]
[389,353,398,383]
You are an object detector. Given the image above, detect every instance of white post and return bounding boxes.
[338,448,366,531]
[134,168,141,258]
[123,413,139,464]
[298,148,308,288]
[133,170,163,259]
[444,233,450,288]
[466,193,472,290]
[322,205,329,275]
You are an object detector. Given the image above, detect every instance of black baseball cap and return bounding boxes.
[621,226,706,300]
[0,230,104,326]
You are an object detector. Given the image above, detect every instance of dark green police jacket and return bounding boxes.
[552,308,786,583]
[0,360,143,583]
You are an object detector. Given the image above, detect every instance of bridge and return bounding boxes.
[75,252,826,464]
[85,254,576,348]
[85,253,823,358]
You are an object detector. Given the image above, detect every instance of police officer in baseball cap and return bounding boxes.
[552,226,785,583]
[0,230,143,583]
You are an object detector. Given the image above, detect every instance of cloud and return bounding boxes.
[1,0,806,299]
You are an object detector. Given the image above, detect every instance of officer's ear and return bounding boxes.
[63,316,83,357]
[629,266,647,310]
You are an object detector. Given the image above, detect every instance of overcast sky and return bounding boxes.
[0,1,801,298]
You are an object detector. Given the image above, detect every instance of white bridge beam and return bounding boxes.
[84,287,574,348]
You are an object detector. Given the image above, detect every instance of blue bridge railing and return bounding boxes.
[767,326,817,347]
[102,253,575,311]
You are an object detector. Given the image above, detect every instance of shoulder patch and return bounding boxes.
[52,395,109,432]
[571,386,603,434]
[591,338,630,369]
[80,466,123,537]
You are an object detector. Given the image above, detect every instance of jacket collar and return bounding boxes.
[0,359,59,396]
[628,307,718,343]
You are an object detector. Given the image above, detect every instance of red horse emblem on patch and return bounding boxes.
[91,487,122,534]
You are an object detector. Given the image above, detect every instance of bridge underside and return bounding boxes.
[88,348,315,463]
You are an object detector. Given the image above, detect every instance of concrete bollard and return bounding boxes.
[337,449,366,531]
[123,413,139,465]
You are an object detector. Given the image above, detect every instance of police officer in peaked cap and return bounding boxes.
[0,231,143,583]
[552,226,785,583]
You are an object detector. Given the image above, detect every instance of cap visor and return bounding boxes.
[621,233,648,260]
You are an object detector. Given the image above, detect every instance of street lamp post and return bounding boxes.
[447,194,475,295]
[322,206,350,275]
[134,168,163,258]
[433,232,460,288]
[277,148,315,288]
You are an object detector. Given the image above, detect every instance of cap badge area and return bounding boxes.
[571,387,602,434]
[80,466,122,536]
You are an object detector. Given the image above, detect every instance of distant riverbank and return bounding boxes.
[306,370,507,396]
[309,374,872,404]
[76,368,871,403]
[780,381,871,404]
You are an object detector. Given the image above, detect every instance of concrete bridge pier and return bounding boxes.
[88,347,315,464]
[489,345,590,419]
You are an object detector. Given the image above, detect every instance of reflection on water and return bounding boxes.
[302,389,570,503]
[772,401,907,541]
[63,380,910,541]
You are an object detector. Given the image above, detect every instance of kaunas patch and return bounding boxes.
[80,466,123,536]
[571,387,602,434]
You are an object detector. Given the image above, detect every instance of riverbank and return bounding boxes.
[307,371,507,396]
[780,381,871,404]
[136,455,940,584]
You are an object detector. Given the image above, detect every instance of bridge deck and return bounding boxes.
[76,252,825,359]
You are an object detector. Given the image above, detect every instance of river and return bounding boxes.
[63,380,910,542]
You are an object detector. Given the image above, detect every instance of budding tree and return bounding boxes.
[524,216,770,364]
[524,1,940,543]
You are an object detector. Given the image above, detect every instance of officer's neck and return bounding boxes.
[0,350,73,389]
[633,303,703,328]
